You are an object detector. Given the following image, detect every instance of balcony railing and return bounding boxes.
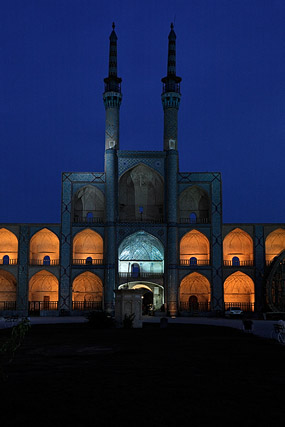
[223,260,254,267]
[0,301,17,310]
[0,259,18,265]
[180,302,211,312]
[73,217,104,224]
[180,259,210,266]
[119,217,164,224]
[224,302,255,312]
[72,258,103,265]
[180,217,210,224]
[29,259,60,266]
[72,301,103,311]
[119,272,164,279]
[29,301,58,311]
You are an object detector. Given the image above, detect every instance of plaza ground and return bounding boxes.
[0,319,284,425]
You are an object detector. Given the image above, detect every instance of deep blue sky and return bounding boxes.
[1,0,284,224]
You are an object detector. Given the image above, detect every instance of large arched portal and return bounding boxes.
[180,230,210,266]
[178,186,210,224]
[72,229,103,265]
[29,270,59,311]
[73,185,105,223]
[72,272,103,310]
[0,270,17,310]
[265,228,285,264]
[223,228,254,267]
[0,228,18,265]
[224,271,255,312]
[29,228,60,265]
[179,272,211,311]
[119,164,164,222]
[119,282,164,312]
[118,231,164,277]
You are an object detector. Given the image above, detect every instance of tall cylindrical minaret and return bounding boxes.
[103,23,122,150]
[161,23,181,151]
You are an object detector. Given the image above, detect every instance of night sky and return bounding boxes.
[1,0,284,224]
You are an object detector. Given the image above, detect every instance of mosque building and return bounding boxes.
[0,24,284,317]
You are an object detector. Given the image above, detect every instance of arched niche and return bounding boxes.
[223,228,253,266]
[0,228,18,265]
[179,272,211,311]
[180,230,210,265]
[224,271,255,311]
[0,270,17,308]
[118,231,164,274]
[29,228,60,265]
[266,251,285,312]
[265,228,285,264]
[72,229,103,265]
[119,164,164,222]
[179,186,210,224]
[72,272,103,310]
[73,185,105,223]
[29,270,59,304]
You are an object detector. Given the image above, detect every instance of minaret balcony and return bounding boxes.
[162,82,180,94]
[104,82,121,93]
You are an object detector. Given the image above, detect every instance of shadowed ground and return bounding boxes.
[1,323,284,425]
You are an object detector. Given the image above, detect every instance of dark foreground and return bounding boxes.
[1,323,284,426]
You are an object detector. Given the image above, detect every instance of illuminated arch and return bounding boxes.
[223,228,253,266]
[119,164,164,222]
[72,229,103,264]
[29,270,59,303]
[224,271,255,311]
[0,228,18,264]
[179,186,210,223]
[265,228,285,264]
[72,272,103,309]
[180,230,210,265]
[29,228,60,265]
[179,272,211,309]
[0,270,17,308]
[73,185,105,222]
[266,250,285,312]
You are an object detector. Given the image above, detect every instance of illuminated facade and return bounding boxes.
[1,24,285,316]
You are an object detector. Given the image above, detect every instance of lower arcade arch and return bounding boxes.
[72,272,103,310]
[224,271,255,311]
[179,272,211,311]
[29,271,59,310]
[0,270,17,310]
[119,282,164,312]
[266,251,285,312]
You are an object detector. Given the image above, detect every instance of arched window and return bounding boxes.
[3,255,9,265]
[189,295,199,310]
[190,213,197,224]
[131,263,140,277]
[190,257,197,266]
[86,212,93,222]
[43,255,50,266]
[86,257,92,265]
[232,256,240,266]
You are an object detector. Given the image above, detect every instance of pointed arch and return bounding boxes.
[0,228,18,265]
[180,229,210,265]
[72,229,103,265]
[29,270,59,309]
[73,185,105,223]
[179,186,210,223]
[265,228,285,264]
[119,164,164,222]
[179,272,211,311]
[224,271,255,311]
[29,228,60,265]
[72,272,103,310]
[223,228,253,266]
[0,270,17,309]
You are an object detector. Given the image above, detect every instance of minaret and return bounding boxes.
[103,22,122,150]
[161,23,182,151]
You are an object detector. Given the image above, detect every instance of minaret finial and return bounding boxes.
[170,22,174,29]
[112,22,115,30]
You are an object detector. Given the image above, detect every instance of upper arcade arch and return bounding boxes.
[72,229,103,265]
[73,185,105,223]
[224,271,255,311]
[265,228,285,264]
[0,270,17,309]
[119,164,164,222]
[29,228,60,266]
[180,230,210,266]
[223,228,253,267]
[0,228,18,265]
[179,186,210,224]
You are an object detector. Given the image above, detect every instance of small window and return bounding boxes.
[43,255,50,266]
[190,213,197,223]
[232,256,240,266]
[3,255,9,265]
[131,263,140,277]
[86,257,92,265]
[86,212,93,222]
[190,257,197,266]
[139,206,144,214]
